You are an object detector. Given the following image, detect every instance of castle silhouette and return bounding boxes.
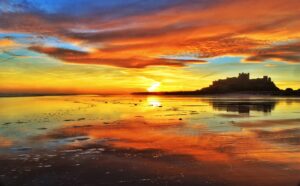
[133,73,299,96]
[199,73,280,93]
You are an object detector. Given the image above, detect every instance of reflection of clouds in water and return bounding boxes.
[254,128,300,146]
[0,136,12,147]
[234,118,300,128]
[33,118,300,167]
[1,96,300,186]
[1,97,300,162]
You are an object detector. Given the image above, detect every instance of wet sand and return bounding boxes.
[0,95,300,186]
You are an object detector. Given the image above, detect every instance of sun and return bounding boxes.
[147,82,160,92]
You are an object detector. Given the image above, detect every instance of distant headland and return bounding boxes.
[133,73,300,96]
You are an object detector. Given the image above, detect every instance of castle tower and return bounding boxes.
[263,76,271,82]
[238,73,250,80]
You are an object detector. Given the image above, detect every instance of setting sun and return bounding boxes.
[147,82,161,92]
[1,1,300,186]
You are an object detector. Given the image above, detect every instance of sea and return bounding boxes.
[0,95,299,186]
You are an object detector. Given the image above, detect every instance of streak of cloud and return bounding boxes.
[0,0,300,68]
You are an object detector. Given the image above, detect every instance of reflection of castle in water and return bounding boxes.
[210,100,278,114]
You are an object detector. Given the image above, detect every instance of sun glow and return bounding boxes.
[147,96,161,107]
[147,82,160,92]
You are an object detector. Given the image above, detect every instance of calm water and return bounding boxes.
[0,95,299,186]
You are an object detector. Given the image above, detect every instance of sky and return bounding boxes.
[0,0,300,94]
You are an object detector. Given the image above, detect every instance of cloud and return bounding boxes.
[29,46,207,68]
[245,41,300,63]
[29,46,88,58]
[1,0,300,67]
[0,38,20,50]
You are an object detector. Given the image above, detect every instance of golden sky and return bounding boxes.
[0,0,300,94]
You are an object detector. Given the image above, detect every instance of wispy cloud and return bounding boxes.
[1,0,300,68]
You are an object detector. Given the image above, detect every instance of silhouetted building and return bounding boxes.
[132,73,300,96]
[199,73,280,94]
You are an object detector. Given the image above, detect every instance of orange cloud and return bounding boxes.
[0,38,18,48]
[29,46,207,68]
[1,0,300,67]
[245,41,300,63]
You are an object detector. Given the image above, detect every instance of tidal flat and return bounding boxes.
[0,95,300,186]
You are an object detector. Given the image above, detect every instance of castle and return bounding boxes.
[133,72,300,96]
[200,73,279,93]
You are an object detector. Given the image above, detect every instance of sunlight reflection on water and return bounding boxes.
[0,95,300,186]
[147,96,162,107]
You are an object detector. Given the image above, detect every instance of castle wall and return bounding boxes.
[205,73,279,92]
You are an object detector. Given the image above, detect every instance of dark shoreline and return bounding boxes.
[132,91,300,97]
[0,93,125,98]
[132,73,300,97]
[1,92,300,98]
